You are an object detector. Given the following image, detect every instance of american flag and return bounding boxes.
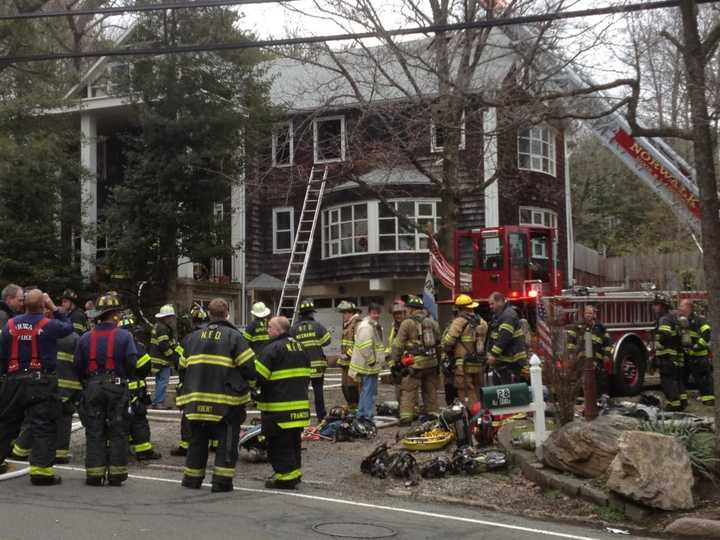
[535,297,554,360]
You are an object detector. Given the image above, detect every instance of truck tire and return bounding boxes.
[612,341,646,396]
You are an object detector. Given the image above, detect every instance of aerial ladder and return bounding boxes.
[276,166,328,324]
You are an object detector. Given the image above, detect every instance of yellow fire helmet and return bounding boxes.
[454,294,479,310]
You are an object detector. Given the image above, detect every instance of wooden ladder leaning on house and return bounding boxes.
[277,165,329,325]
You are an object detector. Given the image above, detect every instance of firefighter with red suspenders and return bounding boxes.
[74,293,138,486]
[0,289,73,484]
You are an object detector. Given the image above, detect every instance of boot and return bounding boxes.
[31,475,62,486]
[0,461,7,474]
[265,478,299,490]
[211,482,233,493]
[86,476,104,486]
[181,477,203,489]
[170,447,187,457]
[10,451,28,462]
[108,477,124,487]
[137,449,162,461]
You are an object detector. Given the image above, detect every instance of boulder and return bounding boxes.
[607,431,694,511]
[542,415,640,478]
[665,518,720,538]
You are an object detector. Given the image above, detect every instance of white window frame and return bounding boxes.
[431,111,466,153]
[518,126,557,177]
[272,207,294,254]
[313,115,346,164]
[519,206,558,229]
[272,120,294,167]
[321,199,440,260]
[378,200,440,253]
[322,202,369,258]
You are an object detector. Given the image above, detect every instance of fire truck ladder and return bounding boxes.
[277,166,328,323]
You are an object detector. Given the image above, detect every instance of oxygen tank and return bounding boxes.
[519,318,532,348]
[421,317,437,349]
[677,316,693,350]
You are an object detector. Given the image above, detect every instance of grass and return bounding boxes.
[594,505,625,522]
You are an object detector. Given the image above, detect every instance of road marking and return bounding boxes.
[48,465,602,540]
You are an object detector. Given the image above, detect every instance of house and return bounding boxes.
[55,28,572,345]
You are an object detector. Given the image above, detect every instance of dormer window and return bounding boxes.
[518,126,557,176]
[313,116,346,163]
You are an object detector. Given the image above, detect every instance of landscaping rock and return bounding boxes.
[607,431,694,511]
[542,415,640,478]
[665,517,720,538]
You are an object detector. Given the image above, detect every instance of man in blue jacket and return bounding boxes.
[0,289,73,484]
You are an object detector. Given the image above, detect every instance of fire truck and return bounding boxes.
[449,225,707,396]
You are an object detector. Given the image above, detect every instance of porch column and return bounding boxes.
[80,112,97,281]
[483,108,499,227]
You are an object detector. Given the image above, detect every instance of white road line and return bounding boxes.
[49,465,601,540]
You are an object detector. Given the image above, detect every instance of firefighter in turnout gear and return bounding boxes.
[652,293,686,411]
[0,290,73,484]
[387,302,406,401]
[679,299,714,406]
[178,298,256,492]
[74,293,137,486]
[61,289,88,335]
[441,295,488,406]
[256,316,311,490]
[11,312,80,465]
[290,299,331,422]
[486,292,529,385]
[566,305,614,396]
[118,315,161,461]
[390,295,440,425]
[350,304,386,420]
[149,304,181,408]
[243,302,272,355]
[338,300,361,411]
[172,304,211,457]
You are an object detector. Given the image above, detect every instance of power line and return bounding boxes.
[0,0,294,21]
[1,0,718,65]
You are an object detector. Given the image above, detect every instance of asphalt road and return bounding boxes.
[0,466,655,540]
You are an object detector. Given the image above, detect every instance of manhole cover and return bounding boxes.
[312,522,397,539]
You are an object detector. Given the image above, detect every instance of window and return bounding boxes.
[431,112,466,153]
[314,116,346,163]
[272,207,294,254]
[323,203,368,257]
[480,232,503,270]
[519,206,558,229]
[378,200,439,252]
[518,126,557,176]
[272,121,293,167]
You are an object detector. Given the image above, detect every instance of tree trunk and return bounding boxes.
[678,0,720,455]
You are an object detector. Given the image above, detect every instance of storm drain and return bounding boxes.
[312,522,397,539]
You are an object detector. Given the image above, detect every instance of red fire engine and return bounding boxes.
[450,225,706,396]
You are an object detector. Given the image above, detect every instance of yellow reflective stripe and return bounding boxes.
[274,469,302,481]
[213,466,235,478]
[183,467,205,478]
[355,339,373,350]
[491,345,503,355]
[109,466,127,474]
[57,352,74,362]
[55,449,69,458]
[179,440,189,449]
[700,324,711,333]
[319,333,331,346]
[176,345,185,356]
[257,400,310,412]
[349,362,381,375]
[58,379,82,390]
[277,420,310,429]
[176,391,250,406]
[133,442,152,453]
[73,322,86,332]
[185,413,224,422]
[701,395,715,402]
[269,368,312,381]
[12,444,30,457]
[163,348,175,357]
[235,348,255,366]
[186,354,234,368]
[255,359,271,379]
[30,466,54,476]
[151,357,170,366]
[499,323,514,332]
[86,467,106,477]
[137,354,151,369]
[156,335,170,342]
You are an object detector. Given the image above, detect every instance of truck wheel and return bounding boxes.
[612,341,646,396]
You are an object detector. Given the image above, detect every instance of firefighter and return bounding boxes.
[172,304,211,457]
[652,293,686,411]
[61,289,88,335]
[118,315,161,460]
[386,301,406,401]
[350,303,386,420]
[566,305,614,396]
[178,298,256,492]
[441,294,488,406]
[486,292,528,385]
[243,302,272,355]
[149,304,181,409]
[390,295,441,425]
[290,299,331,422]
[256,316,311,490]
[337,300,361,411]
[0,290,73,482]
[11,309,80,464]
[74,293,137,486]
[679,299,713,406]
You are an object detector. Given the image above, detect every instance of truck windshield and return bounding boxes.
[480,234,502,270]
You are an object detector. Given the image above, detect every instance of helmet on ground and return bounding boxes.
[652,292,673,308]
[454,294,479,310]
[391,301,406,313]
[190,303,208,322]
[155,304,177,319]
[336,300,358,313]
[95,293,123,319]
[299,299,316,313]
[61,289,79,304]
[405,295,424,309]
[251,301,271,319]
